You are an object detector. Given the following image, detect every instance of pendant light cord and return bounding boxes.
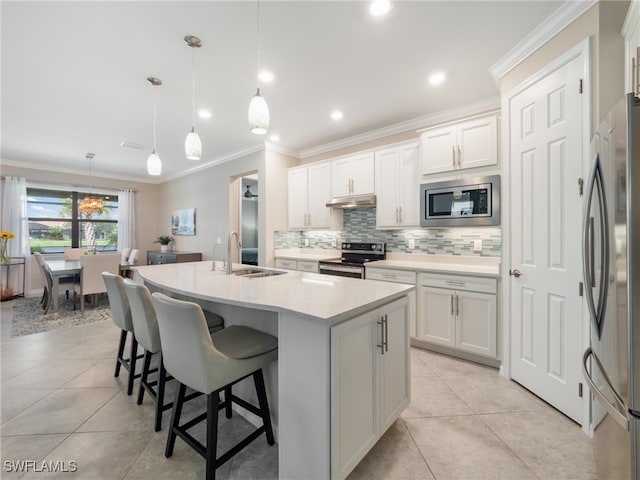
[256,1,261,84]
[191,46,196,127]
[152,86,157,151]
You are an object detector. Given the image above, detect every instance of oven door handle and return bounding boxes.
[318,264,363,274]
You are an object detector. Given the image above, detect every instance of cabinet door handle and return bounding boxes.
[377,318,385,355]
[452,146,456,167]
[398,206,402,224]
[450,294,454,316]
[308,213,311,226]
[395,206,399,223]
[385,314,389,352]
[456,294,459,316]
[633,56,637,97]
[457,145,462,168]
[636,47,640,97]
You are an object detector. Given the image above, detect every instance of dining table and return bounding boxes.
[45,259,80,312]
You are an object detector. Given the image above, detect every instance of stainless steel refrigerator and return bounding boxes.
[582,92,640,479]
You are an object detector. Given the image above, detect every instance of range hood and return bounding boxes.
[325,194,376,209]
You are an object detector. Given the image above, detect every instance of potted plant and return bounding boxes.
[154,235,174,253]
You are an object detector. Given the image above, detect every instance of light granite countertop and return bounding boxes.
[133,260,413,325]
[366,253,501,277]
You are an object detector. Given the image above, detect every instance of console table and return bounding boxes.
[147,250,202,265]
[1,257,25,301]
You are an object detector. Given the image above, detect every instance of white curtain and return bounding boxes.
[117,189,135,251]
[0,176,29,257]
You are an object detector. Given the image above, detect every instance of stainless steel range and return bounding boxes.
[318,242,385,279]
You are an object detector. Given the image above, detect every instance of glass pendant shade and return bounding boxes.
[248,88,269,135]
[147,149,162,176]
[185,127,202,160]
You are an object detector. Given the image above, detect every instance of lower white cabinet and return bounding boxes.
[331,296,410,480]
[366,267,417,337]
[274,258,319,273]
[417,272,497,358]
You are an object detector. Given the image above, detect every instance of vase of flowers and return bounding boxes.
[154,235,174,253]
[0,231,15,264]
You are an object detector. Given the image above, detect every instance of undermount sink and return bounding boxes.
[232,268,287,278]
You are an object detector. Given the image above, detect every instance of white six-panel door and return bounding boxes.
[509,54,585,423]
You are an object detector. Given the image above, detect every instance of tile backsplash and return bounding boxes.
[275,208,501,257]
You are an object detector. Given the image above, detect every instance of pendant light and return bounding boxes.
[147,76,162,176]
[184,35,202,160]
[248,1,269,135]
[78,153,104,214]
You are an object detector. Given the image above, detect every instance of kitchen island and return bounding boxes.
[133,261,414,480]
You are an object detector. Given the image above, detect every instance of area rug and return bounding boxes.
[11,294,112,337]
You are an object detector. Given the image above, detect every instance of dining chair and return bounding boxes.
[120,248,132,264]
[102,272,142,396]
[152,292,277,480]
[33,252,52,312]
[128,249,140,265]
[73,253,120,313]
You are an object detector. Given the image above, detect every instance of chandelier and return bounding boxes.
[78,153,104,214]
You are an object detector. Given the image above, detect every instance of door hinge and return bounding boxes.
[579,382,583,397]
[578,79,583,94]
[578,178,584,196]
[579,282,584,297]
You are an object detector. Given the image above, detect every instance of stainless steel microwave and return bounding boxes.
[420,175,500,227]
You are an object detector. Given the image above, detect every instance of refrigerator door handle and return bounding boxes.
[583,347,630,431]
[582,153,610,339]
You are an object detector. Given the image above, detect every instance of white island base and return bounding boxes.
[133,262,412,479]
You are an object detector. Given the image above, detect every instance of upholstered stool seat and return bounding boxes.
[151,292,277,480]
[102,272,143,395]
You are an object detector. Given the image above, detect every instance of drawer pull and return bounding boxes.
[446,280,466,286]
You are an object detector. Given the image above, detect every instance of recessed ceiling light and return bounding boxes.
[270,134,280,142]
[428,71,446,85]
[197,109,212,119]
[330,110,343,120]
[120,141,145,150]
[258,70,274,83]
[369,0,391,16]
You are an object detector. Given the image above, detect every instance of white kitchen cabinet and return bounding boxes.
[274,258,297,270]
[366,267,417,337]
[274,258,320,273]
[331,152,375,197]
[623,1,640,97]
[417,272,497,358]
[420,114,498,175]
[375,142,420,228]
[287,163,341,230]
[331,296,410,480]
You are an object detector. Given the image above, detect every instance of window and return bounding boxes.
[27,188,118,254]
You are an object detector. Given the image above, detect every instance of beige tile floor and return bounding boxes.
[1,299,600,479]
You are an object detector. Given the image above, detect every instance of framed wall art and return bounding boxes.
[171,208,196,236]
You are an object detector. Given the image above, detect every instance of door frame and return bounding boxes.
[500,37,592,432]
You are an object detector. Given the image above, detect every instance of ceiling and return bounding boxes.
[1,1,567,183]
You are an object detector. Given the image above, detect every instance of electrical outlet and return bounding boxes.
[331,238,337,247]
[304,239,309,247]
[216,237,222,245]
[474,239,482,251]
[408,239,415,249]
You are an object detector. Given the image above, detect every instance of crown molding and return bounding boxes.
[0,157,161,184]
[163,144,266,182]
[490,0,597,82]
[299,96,500,159]
[265,142,300,158]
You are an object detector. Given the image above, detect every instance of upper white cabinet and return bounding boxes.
[331,152,375,197]
[288,163,341,230]
[374,142,420,228]
[623,1,640,97]
[420,114,498,175]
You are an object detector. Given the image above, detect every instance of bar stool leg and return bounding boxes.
[224,386,232,419]
[206,392,220,480]
[254,369,275,445]
[114,330,127,377]
[127,336,139,395]
[166,383,187,458]
[137,350,152,405]
[155,355,168,432]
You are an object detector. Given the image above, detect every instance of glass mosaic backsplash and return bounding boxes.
[275,208,501,257]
